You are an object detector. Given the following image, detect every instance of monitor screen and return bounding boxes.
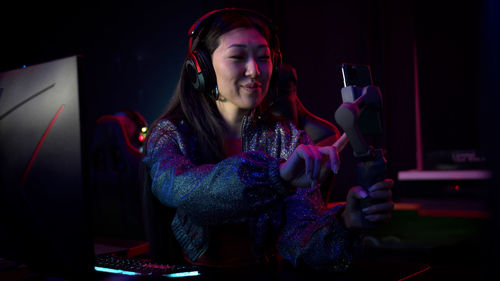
[0,56,94,279]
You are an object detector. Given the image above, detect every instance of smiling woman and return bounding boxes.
[142,8,393,271]
[212,27,273,138]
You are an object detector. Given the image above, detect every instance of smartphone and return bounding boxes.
[341,63,373,88]
[340,63,382,135]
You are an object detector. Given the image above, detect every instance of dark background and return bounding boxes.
[2,0,499,278]
[1,0,493,204]
[1,0,487,194]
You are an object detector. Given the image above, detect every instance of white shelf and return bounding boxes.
[398,170,492,181]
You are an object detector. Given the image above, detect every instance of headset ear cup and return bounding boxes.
[196,49,217,94]
[269,50,282,98]
[272,50,282,81]
[185,54,205,92]
[185,49,216,94]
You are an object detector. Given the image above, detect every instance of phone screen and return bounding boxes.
[341,63,382,135]
[341,63,373,87]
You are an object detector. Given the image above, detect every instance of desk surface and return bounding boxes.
[398,169,492,181]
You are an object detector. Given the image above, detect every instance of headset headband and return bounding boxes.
[187,8,281,53]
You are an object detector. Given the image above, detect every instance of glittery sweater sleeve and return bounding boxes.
[279,189,361,272]
[278,149,361,272]
[142,119,288,226]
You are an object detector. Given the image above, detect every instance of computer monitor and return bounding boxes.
[0,56,95,279]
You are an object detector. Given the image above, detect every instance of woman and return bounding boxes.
[143,8,393,271]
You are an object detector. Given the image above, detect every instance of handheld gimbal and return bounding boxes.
[334,85,387,228]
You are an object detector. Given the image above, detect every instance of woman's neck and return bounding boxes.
[216,101,248,138]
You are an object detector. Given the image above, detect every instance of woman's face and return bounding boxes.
[211,28,273,111]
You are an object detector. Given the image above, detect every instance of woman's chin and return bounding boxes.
[241,98,265,110]
[242,93,266,108]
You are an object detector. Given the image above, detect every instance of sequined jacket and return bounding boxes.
[143,114,359,272]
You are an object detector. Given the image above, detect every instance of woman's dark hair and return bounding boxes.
[147,10,277,163]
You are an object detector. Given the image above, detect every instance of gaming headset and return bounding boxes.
[184,8,282,99]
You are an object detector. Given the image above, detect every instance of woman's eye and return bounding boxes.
[259,55,271,61]
[230,55,245,60]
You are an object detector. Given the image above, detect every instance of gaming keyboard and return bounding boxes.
[95,254,202,278]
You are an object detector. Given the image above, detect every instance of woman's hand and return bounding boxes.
[279,144,339,188]
[341,179,394,230]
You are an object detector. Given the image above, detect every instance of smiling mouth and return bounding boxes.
[241,83,262,91]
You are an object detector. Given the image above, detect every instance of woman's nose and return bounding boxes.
[245,57,261,78]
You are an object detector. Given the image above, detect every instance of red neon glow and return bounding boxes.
[139,135,145,142]
[21,104,65,187]
[126,242,150,258]
[95,115,142,156]
[414,42,424,171]
[398,266,431,281]
[418,209,489,218]
[454,185,460,191]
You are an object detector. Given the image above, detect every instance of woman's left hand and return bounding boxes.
[341,179,394,230]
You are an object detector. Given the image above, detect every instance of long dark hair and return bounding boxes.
[148,10,278,163]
